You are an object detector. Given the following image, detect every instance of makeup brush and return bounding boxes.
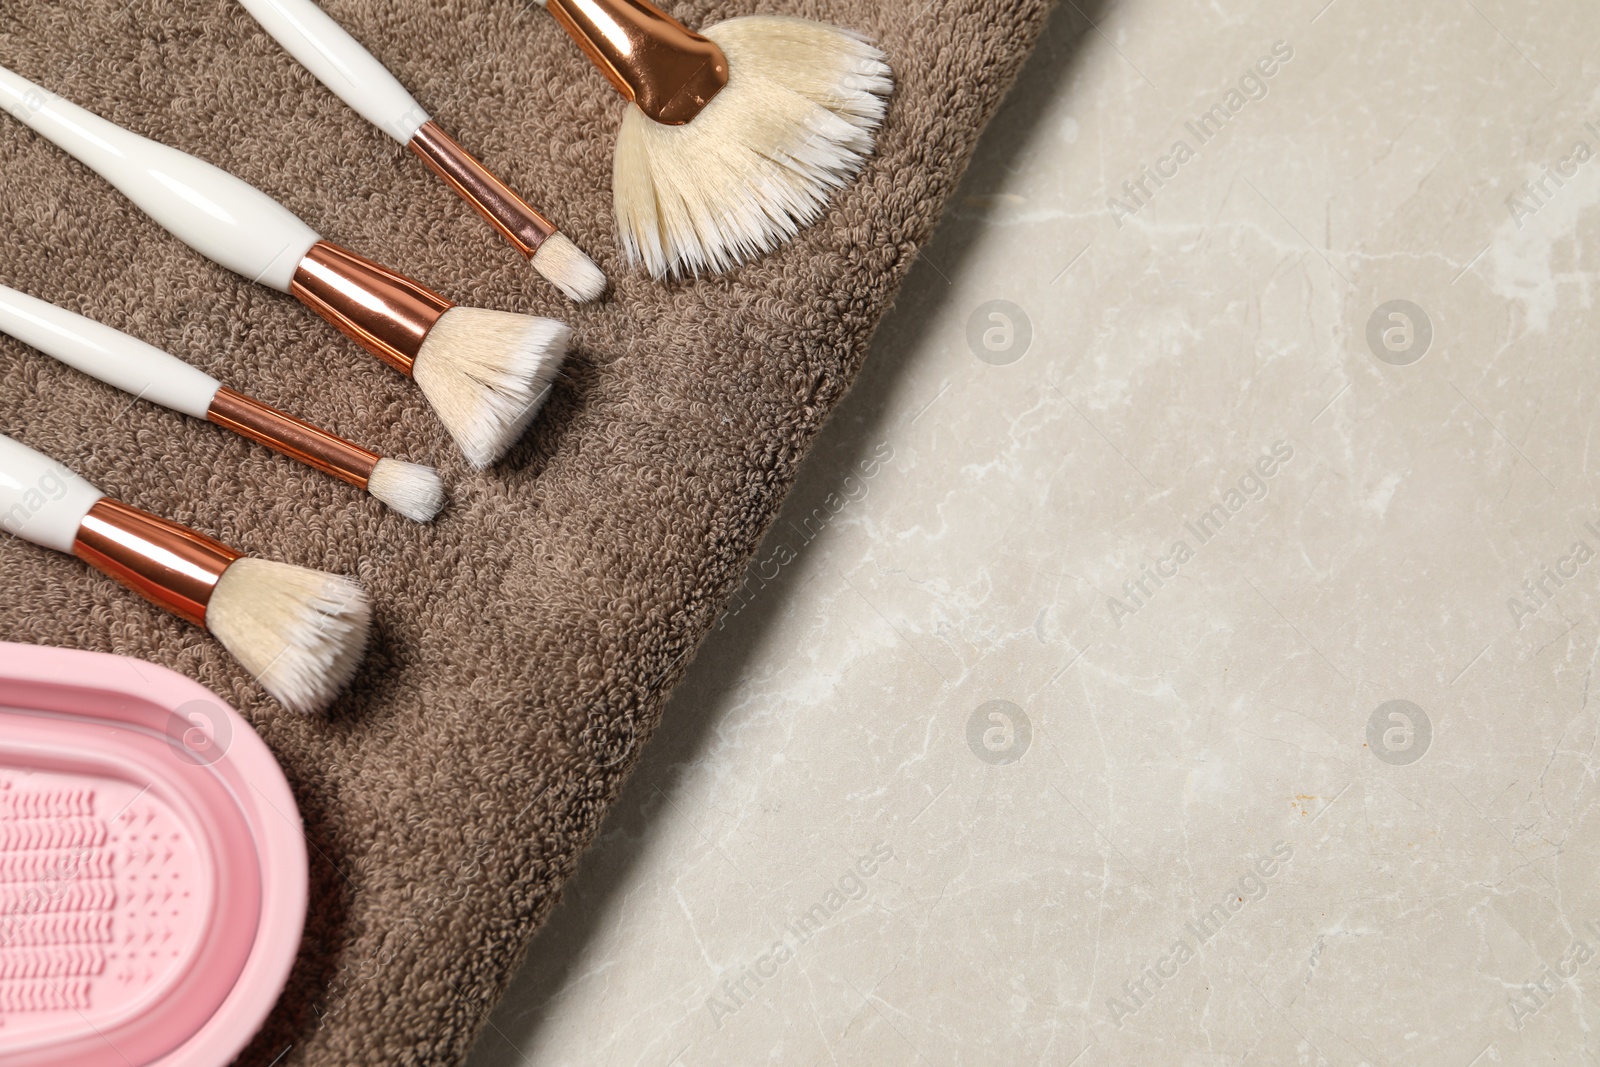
[235,0,606,303]
[0,432,369,713]
[0,64,570,468]
[535,0,893,279]
[0,285,445,521]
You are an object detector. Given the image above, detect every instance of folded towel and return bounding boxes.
[0,0,1053,1061]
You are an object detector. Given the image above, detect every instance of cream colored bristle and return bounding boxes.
[411,306,570,468]
[367,457,446,521]
[207,558,370,714]
[532,232,607,302]
[613,15,893,279]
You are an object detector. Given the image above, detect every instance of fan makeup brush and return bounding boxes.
[0,285,445,521]
[0,63,570,468]
[236,0,606,303]
[534,0,893,279]
[0,432,369,713]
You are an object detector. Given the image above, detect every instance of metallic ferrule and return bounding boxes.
[72,499,243,629]
[409,122,557,259]
[290,240,453,376]
[206,386,381,490]
[545,0,729,125]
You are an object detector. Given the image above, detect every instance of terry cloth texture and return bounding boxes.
[0,0,1052,1062]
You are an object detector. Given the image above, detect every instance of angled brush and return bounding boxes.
[0,285,444,521]
[236,0,606,302]
[0,63,570,468]
[535,0,893,279]
[0,432,369,713]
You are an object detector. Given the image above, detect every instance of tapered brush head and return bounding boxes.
[368,457,446,521]
[532,232,607,302]
[411,306,571,468]
[612,15,893,279]
[206,558,370,714]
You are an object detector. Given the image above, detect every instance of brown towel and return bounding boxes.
[0,0,1052,1062]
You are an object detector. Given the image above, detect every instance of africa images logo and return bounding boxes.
[704,843,897,1029]
[1106,842,1294,1027]
[1106,41,1295,228]
[1107,441,1294,627]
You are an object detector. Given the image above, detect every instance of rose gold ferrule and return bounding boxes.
[72,499,243,629]
[409,122,558,259]
[206,386,381,490]
[545,0,729,125]
[290,240,453,376]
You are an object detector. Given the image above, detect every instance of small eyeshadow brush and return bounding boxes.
[0,284,445,521]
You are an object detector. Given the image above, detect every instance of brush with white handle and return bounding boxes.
[0,432,369,712]
[0,285,445,521]
[236,0,605,302]
[0,64,569,468]
[533,0,893,279]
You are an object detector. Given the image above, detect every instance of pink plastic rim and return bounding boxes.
[0,642,308,1067]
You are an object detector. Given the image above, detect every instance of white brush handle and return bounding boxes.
[0,433,104,555]
[0,286,222,420]
[237,0,429,143]
[0,65,321,292]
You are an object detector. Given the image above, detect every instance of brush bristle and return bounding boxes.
[367,457,446,521]
[412,306,571,468]
[207,558,370,714]
[613,15,893,279]
[532,232,607,302]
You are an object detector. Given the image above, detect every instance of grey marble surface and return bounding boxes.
[470,1,1600,1062]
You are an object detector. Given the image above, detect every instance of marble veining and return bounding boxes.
[473,0,1600,1063]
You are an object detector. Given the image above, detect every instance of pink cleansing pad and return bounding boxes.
[0,642,308,1066]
